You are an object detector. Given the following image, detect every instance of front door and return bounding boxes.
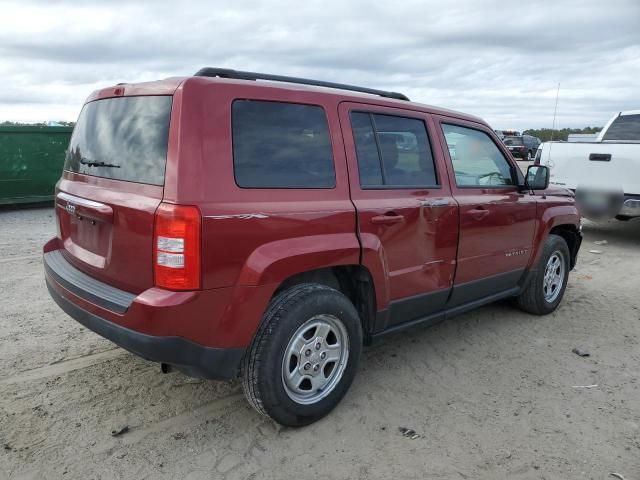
[435,118,537,306]
[339,103,458,330]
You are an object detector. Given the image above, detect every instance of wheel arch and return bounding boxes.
[549,224,581,269]
[236,233,361,286]
[529,205,581,270]
[272,265,378,344]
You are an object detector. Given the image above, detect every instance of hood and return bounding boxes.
[541,185,575,197]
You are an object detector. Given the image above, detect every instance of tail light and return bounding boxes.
[154,203,201,290]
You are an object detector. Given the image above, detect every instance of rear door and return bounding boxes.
[55,95,173,293]
[339,103,458,331]
[434,117,537,306]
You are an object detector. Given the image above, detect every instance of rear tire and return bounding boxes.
[516,234,570,315]
[241,283,362,427]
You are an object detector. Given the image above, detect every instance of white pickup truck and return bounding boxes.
[536,110,640,220]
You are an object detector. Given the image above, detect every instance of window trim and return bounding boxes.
[369,114,388,185]
[231,98,337,190]
[441,122,519,190]
[350,110,441,190]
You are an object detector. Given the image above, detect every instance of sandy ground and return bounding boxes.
[1,206,639,480]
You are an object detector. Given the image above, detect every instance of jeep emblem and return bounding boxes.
[65,203,76,215]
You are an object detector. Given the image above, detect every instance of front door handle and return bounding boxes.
[371,213,405,225]
[467,207,490,220]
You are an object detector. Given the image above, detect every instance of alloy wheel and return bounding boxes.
[543,251,565,303]
[281,314,349,405]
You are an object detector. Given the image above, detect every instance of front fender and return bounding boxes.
[528,204,580,269]
[236,233,361,286]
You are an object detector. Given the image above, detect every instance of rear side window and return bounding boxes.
[350,112,437,188]
[232,100,335,188]
[64,96,172,185]
[602,114,640,141]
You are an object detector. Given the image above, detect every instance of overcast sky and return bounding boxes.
[1,0,638,130]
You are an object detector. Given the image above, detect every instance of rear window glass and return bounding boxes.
[232,100,335,188]
[64,96,172,185]
[602,114,640,141]
[503,136,523,146]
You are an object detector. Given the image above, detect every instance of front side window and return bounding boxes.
[232,100,335,188]
[350,112,437,188]
[602,114,640,141]
[442,124,515,187]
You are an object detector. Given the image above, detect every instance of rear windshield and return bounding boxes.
[602,114,640,141]
[64,96,172,185]
[503,136,523,146]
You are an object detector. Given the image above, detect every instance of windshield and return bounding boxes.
[602,114,640,141]
[503,136,524,146]
[64,96,172,185]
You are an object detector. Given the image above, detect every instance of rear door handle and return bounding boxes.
[371,214,405,225]
[467,207,490,220]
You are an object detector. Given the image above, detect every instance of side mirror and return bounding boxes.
[525,165,550,190]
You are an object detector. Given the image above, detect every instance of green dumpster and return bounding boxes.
[0,125,73,205]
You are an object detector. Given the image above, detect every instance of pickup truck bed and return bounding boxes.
[537,110,640,219]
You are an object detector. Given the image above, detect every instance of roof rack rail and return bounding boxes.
[194,67,410,101]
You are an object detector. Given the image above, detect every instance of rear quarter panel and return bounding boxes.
[175,78,359,291]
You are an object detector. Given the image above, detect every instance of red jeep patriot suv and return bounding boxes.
[44,68,582,426]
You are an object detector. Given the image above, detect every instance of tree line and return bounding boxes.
[522,126,602,142]
[1,121,602,142]
[0,121,75,127]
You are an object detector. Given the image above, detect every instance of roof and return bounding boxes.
[86,73,486,126]
[86,77,185,103]
[190,75,485,124]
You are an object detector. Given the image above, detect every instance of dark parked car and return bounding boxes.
[504,135,541,161]
[44,68,581,426]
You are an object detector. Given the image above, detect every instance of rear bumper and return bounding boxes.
[619,196,640,217]
[46,279,244,379]
[42,245,274,379]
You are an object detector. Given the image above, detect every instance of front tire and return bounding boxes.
[516,234,570,315]
[241,283,362,427]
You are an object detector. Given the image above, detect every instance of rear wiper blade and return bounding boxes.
[80,157,120,168]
